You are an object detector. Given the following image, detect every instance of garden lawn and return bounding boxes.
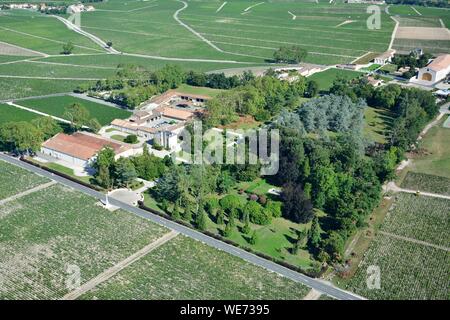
[176,84,225,98]
[79,235,311,300]
[308,68,362,92]
[364,106,394,144]
[409,117,450,179]
[17,95,132,125]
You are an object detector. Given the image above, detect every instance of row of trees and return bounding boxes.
[203,73,314,126]
[385,0,449,8]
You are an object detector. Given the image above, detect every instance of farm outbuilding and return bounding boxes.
[41,132,133,168]
[417,54,450,85]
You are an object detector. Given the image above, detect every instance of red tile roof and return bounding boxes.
[42,132,131,161]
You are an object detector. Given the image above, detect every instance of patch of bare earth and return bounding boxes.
[395,27,450,41]
[0,41,45,57]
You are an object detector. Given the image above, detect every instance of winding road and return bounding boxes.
[0,153,364,301]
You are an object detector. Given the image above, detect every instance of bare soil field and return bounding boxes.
[396,27,450,41]
[0,41,45,57]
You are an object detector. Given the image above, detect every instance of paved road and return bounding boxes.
[0,153,364,301]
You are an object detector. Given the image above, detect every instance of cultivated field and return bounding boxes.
[16,95,132,125]
[0,77,88,100]
[401,172,450,196]
[79,235,310,300]
[346,194,450,300]
[0,159,49,200]
[0,161,312,300]
[0,102,41,124]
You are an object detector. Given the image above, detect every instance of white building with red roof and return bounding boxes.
[417,54,450,84]
[41,131,134,168]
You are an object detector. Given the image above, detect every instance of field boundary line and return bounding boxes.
[410,6,422,16]
[216,2,227,13]
[0,181,56,206]
[0,75,106,81]
[61,230,179,300]
[379,231,450,252]
[174,0,223,52]
[5,102,72,125]
[244,2,264,13]
[0,41,48,57]
[0,26,103,54]
[389,16,399,50]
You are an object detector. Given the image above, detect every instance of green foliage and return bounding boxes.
[249,231,258,245]
[31,117,62,140]
[124,134,138,144]
[245,200,271,225]
[219,194,242,214]
[0,121,43,154]
[273,46,308,64]
[114,158,138,188]
[61,41,74,55]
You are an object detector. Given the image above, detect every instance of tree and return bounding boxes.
[62,41,74,55]
[216,209,225,225]
[242,220,251,234]
[31,117,61,140]
[64,103,90,131]
[0,121,43,154]
[114,158,137,188]
[245,200,271,225]
[124,134,138,144]
[223,220,233,237]
[305,80,319,98]
[281,183,314,223]
[307,216,321,249]
[106,41,113,48]
[322,231,345,262]
[182,200,193,222]
[196,209,207,231]
[172,204,181,220]
[273,45,308,64]
[93,147,116,189]
[219,194,241,214]
[265,200,282,218]
[88,118,102,133]
[249,230,258,245]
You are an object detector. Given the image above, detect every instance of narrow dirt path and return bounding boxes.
[384,182,450,200]
[388,16,399,50]
[244,2,264,13]
[303,288,322,300]
[379,231,450,252]
[62,230,179,300]
[0,181,56,206]
[216,2,227,13]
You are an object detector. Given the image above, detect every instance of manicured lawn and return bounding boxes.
[44,162,92,185]
[410,117,450,179]
[308,68,362,92]
[0,103,41,124]
[17,95,131,125]
[176,84,225,98]
[110,134,125,142]
[364,106,394,144]
[79,235,311,300]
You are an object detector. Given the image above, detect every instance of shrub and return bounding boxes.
[124,134,138,144]
[265,200,282,218]
[245,200,271,225]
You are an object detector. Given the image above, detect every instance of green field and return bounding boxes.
[16,95,132,125]
[364,106,394,144]
[176,83,224,98]
[0,159,49,200]
[0,183,170,299]
[401,172,450,196]
[308,68,362,92]
[409,117,450,179]
[346,194,450,300]
[0,102,41,124]
[0,161,313,300]
[80,235,310,300]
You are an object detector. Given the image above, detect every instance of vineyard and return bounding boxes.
[346,194,450,299]
[80,235,310,300]
[401,172,450,196]
[346,233,449,300]
[381,194,450,247]
[0,159,49,200]
[0,184,168,300]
